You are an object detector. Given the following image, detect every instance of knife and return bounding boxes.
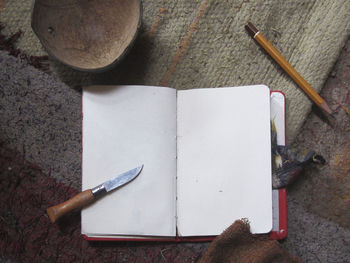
[46,165,143,223]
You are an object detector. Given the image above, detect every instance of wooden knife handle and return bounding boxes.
[46,189,95,223]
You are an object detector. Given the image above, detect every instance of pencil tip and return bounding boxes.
[319,101,333,115]
[326,113,338,128]
[312,104,337,128]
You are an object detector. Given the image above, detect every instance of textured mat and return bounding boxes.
[0,0,349,142]
[282,38,350,261]
[290,38,350,230]
[0,51,81,189]
[0,143,207,262]
[1,0,350,262]
[1,39,350,261]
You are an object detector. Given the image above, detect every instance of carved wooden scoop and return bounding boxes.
[31,0,142,72]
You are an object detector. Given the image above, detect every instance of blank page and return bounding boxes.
[82,85,177,237]
[177,85,272,236]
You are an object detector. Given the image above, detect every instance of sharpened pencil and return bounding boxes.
[245,22,333,115]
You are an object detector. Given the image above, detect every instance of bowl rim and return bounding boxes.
[30,0,143,73]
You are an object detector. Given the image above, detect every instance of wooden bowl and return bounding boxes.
[31,0,142,72]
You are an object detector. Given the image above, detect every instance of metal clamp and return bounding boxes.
[91,184,107,199]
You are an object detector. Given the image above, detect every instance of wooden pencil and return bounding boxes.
[245,22,333,115]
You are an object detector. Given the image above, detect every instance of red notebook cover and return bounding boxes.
[269,91,287,240]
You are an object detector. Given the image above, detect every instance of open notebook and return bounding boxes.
[81,85,273,240]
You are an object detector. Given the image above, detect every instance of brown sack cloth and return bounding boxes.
[199,220,301,263]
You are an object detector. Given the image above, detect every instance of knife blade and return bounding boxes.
[46,165,143,223]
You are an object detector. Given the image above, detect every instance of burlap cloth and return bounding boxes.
[0,0,349,142]
[198,220,300,263]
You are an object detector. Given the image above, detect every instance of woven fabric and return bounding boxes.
[0,51,82,189]
[199,220,300,263]
[0,0,349,141]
